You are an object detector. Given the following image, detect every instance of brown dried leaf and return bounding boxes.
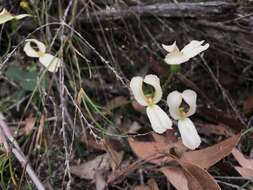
[70,153,110,180]
[182,162,221,190]
[181,134,240,169]
[95,171,107,190]
[232,148,253,169]
[132,186,151,190]
[128,131,179,164]
[243,95,253,114]
[22,114,36,135]
[147,178,159,190]
[234,167,253,179]
[161,166,189,190]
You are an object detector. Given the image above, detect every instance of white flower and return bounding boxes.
[130,74,172,134]
[162,40,209,65]
[24,39,60,73]
[0,8,31,24]
[167,89,201,150]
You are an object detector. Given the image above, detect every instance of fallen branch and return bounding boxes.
[80,1,237,23]
[0,113,45,190]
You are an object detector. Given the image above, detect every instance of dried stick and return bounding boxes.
[0,113,45,190]
[80,1,237,23]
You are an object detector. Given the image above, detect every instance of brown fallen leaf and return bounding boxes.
[147,178,159,190]
[232,148,253,180]
[232,148,253,169]
[128,131,181,164]
[22,114,36,135]
[182,162,221,190]
[234,167,253,179]
[95,171,107,190]
[132,185,151,190]
[243,95,253,114]
[131,179,159,190]
[181,134,240,169]
[103,139,124,170]
[70,153,110,180]
[161,166,189,190]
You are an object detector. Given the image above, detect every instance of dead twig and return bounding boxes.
[0,113,45,190]
[80,1,237,23]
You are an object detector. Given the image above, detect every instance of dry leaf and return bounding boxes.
[70,153,110,180]
[243,95,253,114]
[95,171,107,190]
[22,114,36,135]
[103,139,124,170]
[128,131,179,164]
[132,185,151,190]
[161,166,189,190]
[234,167,253,179]
[232,148,253,169]
[182,162,221,190]
[147,178,159,190]
[35,114,45,146]
[181,134,240,169]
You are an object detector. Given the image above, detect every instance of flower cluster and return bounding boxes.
[130,40,209,150]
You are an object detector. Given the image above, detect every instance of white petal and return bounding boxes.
[15,14,31,20]
[181,40,209,59]
[24,39,46,58]
[182,90,197,117]
[130,76,148,106]
[178,118,201,150]
[164,52,189,65]
[39,53,61,73]
[0,9,14,24]
[167,91,182,120]
[146,105,172,134]
[143,74,162,104]
[162,41,179,53]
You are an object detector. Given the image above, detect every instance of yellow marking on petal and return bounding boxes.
[37,51,44,57]
[179,107,187,119]
[146,95,155,107]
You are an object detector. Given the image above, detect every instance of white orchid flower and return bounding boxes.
[162,40,209,65]
[24,39,60,73]
[167,89,201,150]
[130,74,172,133]
[0,9,31,24]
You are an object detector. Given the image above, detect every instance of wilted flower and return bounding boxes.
[167,89,201,150]
[24,39,60,73]
[0,8,30,24]
[162,40,209,65]
[130,74,172,133]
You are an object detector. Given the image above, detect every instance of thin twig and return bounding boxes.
[0,113,45,190]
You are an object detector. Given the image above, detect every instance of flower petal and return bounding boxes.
[178,118,201,150]
[146,105,172,134]
[167,91,182,120]
[143,74,162,104]
[181,40,209,59]
[130,76,148,106]
[164,52,189,65]
[182,89,197,117]
[0,9,14,24]
[15,14,31,20]
[24,39,46,58]
[162,41,179,53]
[39,53,61,73]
